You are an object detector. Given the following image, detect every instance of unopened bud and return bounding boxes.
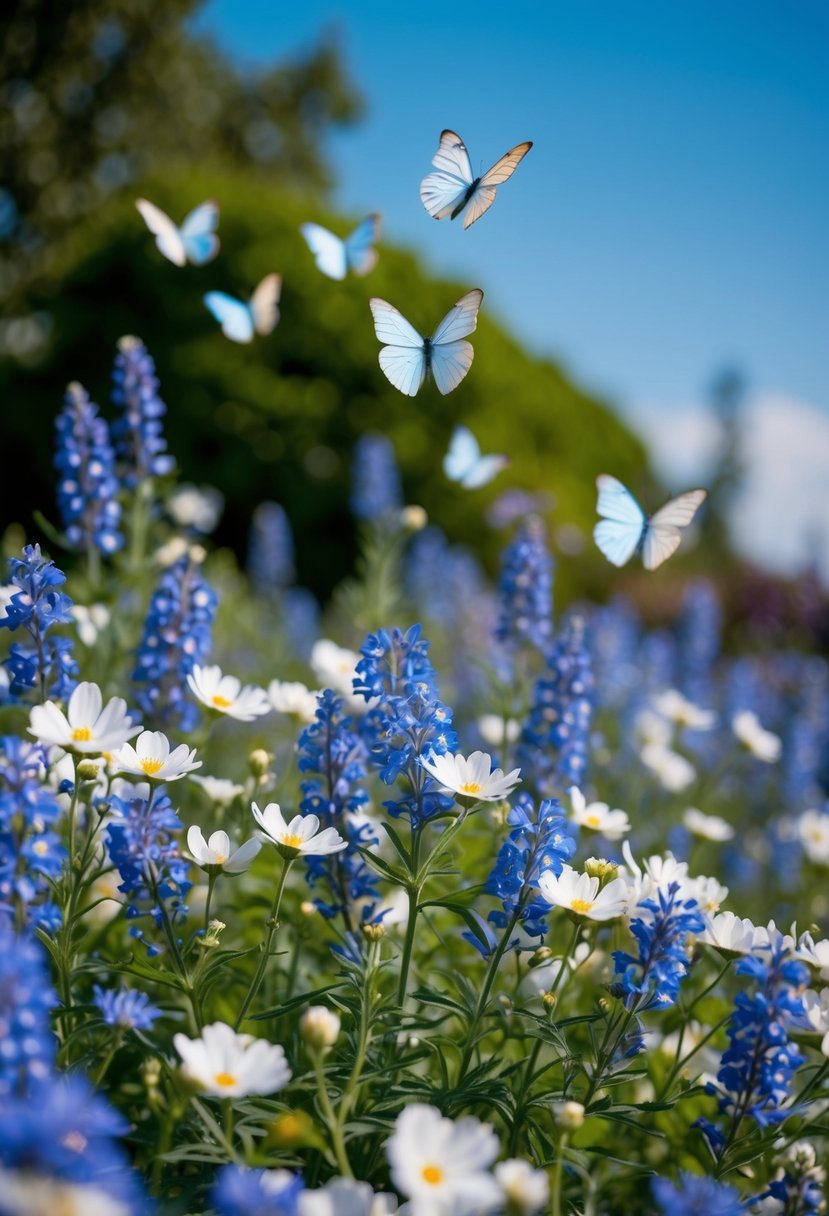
[597,996,610,1014]
[142,1057,162,1097]
[400,504,428,532]
[584,857,619,883]
[198,919,226,949]
[361,922,385,942]
[249,749,273,779]
[77,760,101,782]
[300,900,318,917]
[542,992,558,1013]
[267,1109,320,1149]
[529,946,554,968]
[300,1005,341,1049]
[553,1100,585,1131]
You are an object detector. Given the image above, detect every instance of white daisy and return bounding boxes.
[166,483,224,533]
[802,987,829,1037]
[186,826,261,874]
[419,750,521,803]
[538,865,628,922]
[568,786,630,840]
[310,639,361,697]
[299,1178,398,1216]
[796,809,829,866]
[699,911,757,956]
[189,773,246,806]
[691,874,729,916]
[682,807,735,842]
[494,1159,550,1214]
[187,664,271,721]
[634,709,673,748]
[28,682,141,756]
[386,1103,501,1215]
[640,743,696,792]
[795,933,829,981]
[114,730,201,782]
[71,603,110,648]
[0,1173,130,1216]
[619,843,693,905]
[477,714,521,747]
[267,679,320,722]
[732,710,781,762]
[252,802,347,856]
[652,689,717,731]
[173,1021,290,1098]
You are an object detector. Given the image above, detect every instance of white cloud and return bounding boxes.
[625,392,829,581]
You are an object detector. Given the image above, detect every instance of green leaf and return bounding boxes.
[380,821,413,871]
[251,982,346,1021]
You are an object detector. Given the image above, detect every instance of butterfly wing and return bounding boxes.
[203,292,255,343]
[301,222,348,280]
[641,489,708,570]
[428,289,484,396]
[443,425,481,482]
[461,140,533,230]
[420,129,475,221]
[179,200,220,265]
[250,273,282,335]
[344,214,380,276]
[135,198,186,266]
[593,474,647,567]
[369,298,427,396]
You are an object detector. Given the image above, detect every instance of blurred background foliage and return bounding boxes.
[2,0,813,628]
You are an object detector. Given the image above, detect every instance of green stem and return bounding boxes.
[457,904,523,1082]
[93,1032,123,1088]
[551,1133,569,1216]
[313,1053,353,1177]
[234,856,292,1029]
[204,872,217,937]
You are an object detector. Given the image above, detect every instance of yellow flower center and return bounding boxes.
[585,814,601,828]
[421,1165,444,1186]
[214,853,228,865]
[458,781,482,795]
[33,840,49,856]
[71,726,92,742]
[281,833,304,848]
[213,1072,237,1088]
[61,1130,88,1153]
[570,898,593,914]
[212,694,233,709]
[141,758,164,776]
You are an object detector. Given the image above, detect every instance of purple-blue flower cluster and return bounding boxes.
[350,431,402,522]
[652,1171,743,1216]
[297,689,380,926]
[353,625,456,824]
[92,984,161,1032]
[495,514,553,652]
[518,614,595,797]
[132,554,218,730]
[105,789,190,952]
[54,381,123,556]
[0,735,64,930]
[111,334,174,489]
[708,936,808,1131]
[247,500,296,595]
[210,1164,304,1216]
[612,882,703,1013]
[0,544,78,701]
[486,793,576,942]
[0,925,56,1098]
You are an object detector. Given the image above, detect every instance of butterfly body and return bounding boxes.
[135,198,220,266]
[203,274,281,343]
[593,475,707,570]
[420,130,532,229]
[300,214,380,280]
[369,289,483,396]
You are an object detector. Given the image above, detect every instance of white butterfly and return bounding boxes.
[369,289,484,397]
[203,274,282,343]
[300,214,380,280]
[135,198,220,267]
[594,475,708,570]
[444,425,509,488]
[420,130,533,230]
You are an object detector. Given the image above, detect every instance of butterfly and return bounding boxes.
[420,130,533,230]
[443,425,509,488]
[203,274,282,343]
[369,289,484,396]
[300,214,380,280]
[593,475,708,570]
[135,198,220,266]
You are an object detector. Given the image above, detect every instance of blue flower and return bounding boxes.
[92,985,161,1031]
[105,789,190,949]
[0,544,77,701]
[486,793,576,941]
[247,500,296,593]
[54,381,123,555]
[495,515,553,652]
[210,1164,304,1216]
[111,335,175,488]
[612,882,703,1013]
[133,554,218,731]
[350,432,402,522]
[0,927,56,1099]
[652,1171,743,1215]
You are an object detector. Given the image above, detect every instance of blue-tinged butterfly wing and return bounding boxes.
[461,453,510,488]
[250,273,282,336]
[204,291,255,343]
[593,474,647,567]
[641,489,708,570]
[179,200,220,265]
[344,214,380,276]
[444,425,481,482]
[462,140,533,230]
[300,223,348,280]
[420,129,474,221]
[369,298,427,396]
[135,198,186,266]
[429,289,484,395]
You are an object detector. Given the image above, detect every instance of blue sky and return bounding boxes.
[197,0,829,574]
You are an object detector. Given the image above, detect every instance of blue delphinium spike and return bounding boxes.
[111,335,175,488]
[0,543,78,701]
[495,514,553,653]
[350,432,403,522]
[54,381,123,556]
